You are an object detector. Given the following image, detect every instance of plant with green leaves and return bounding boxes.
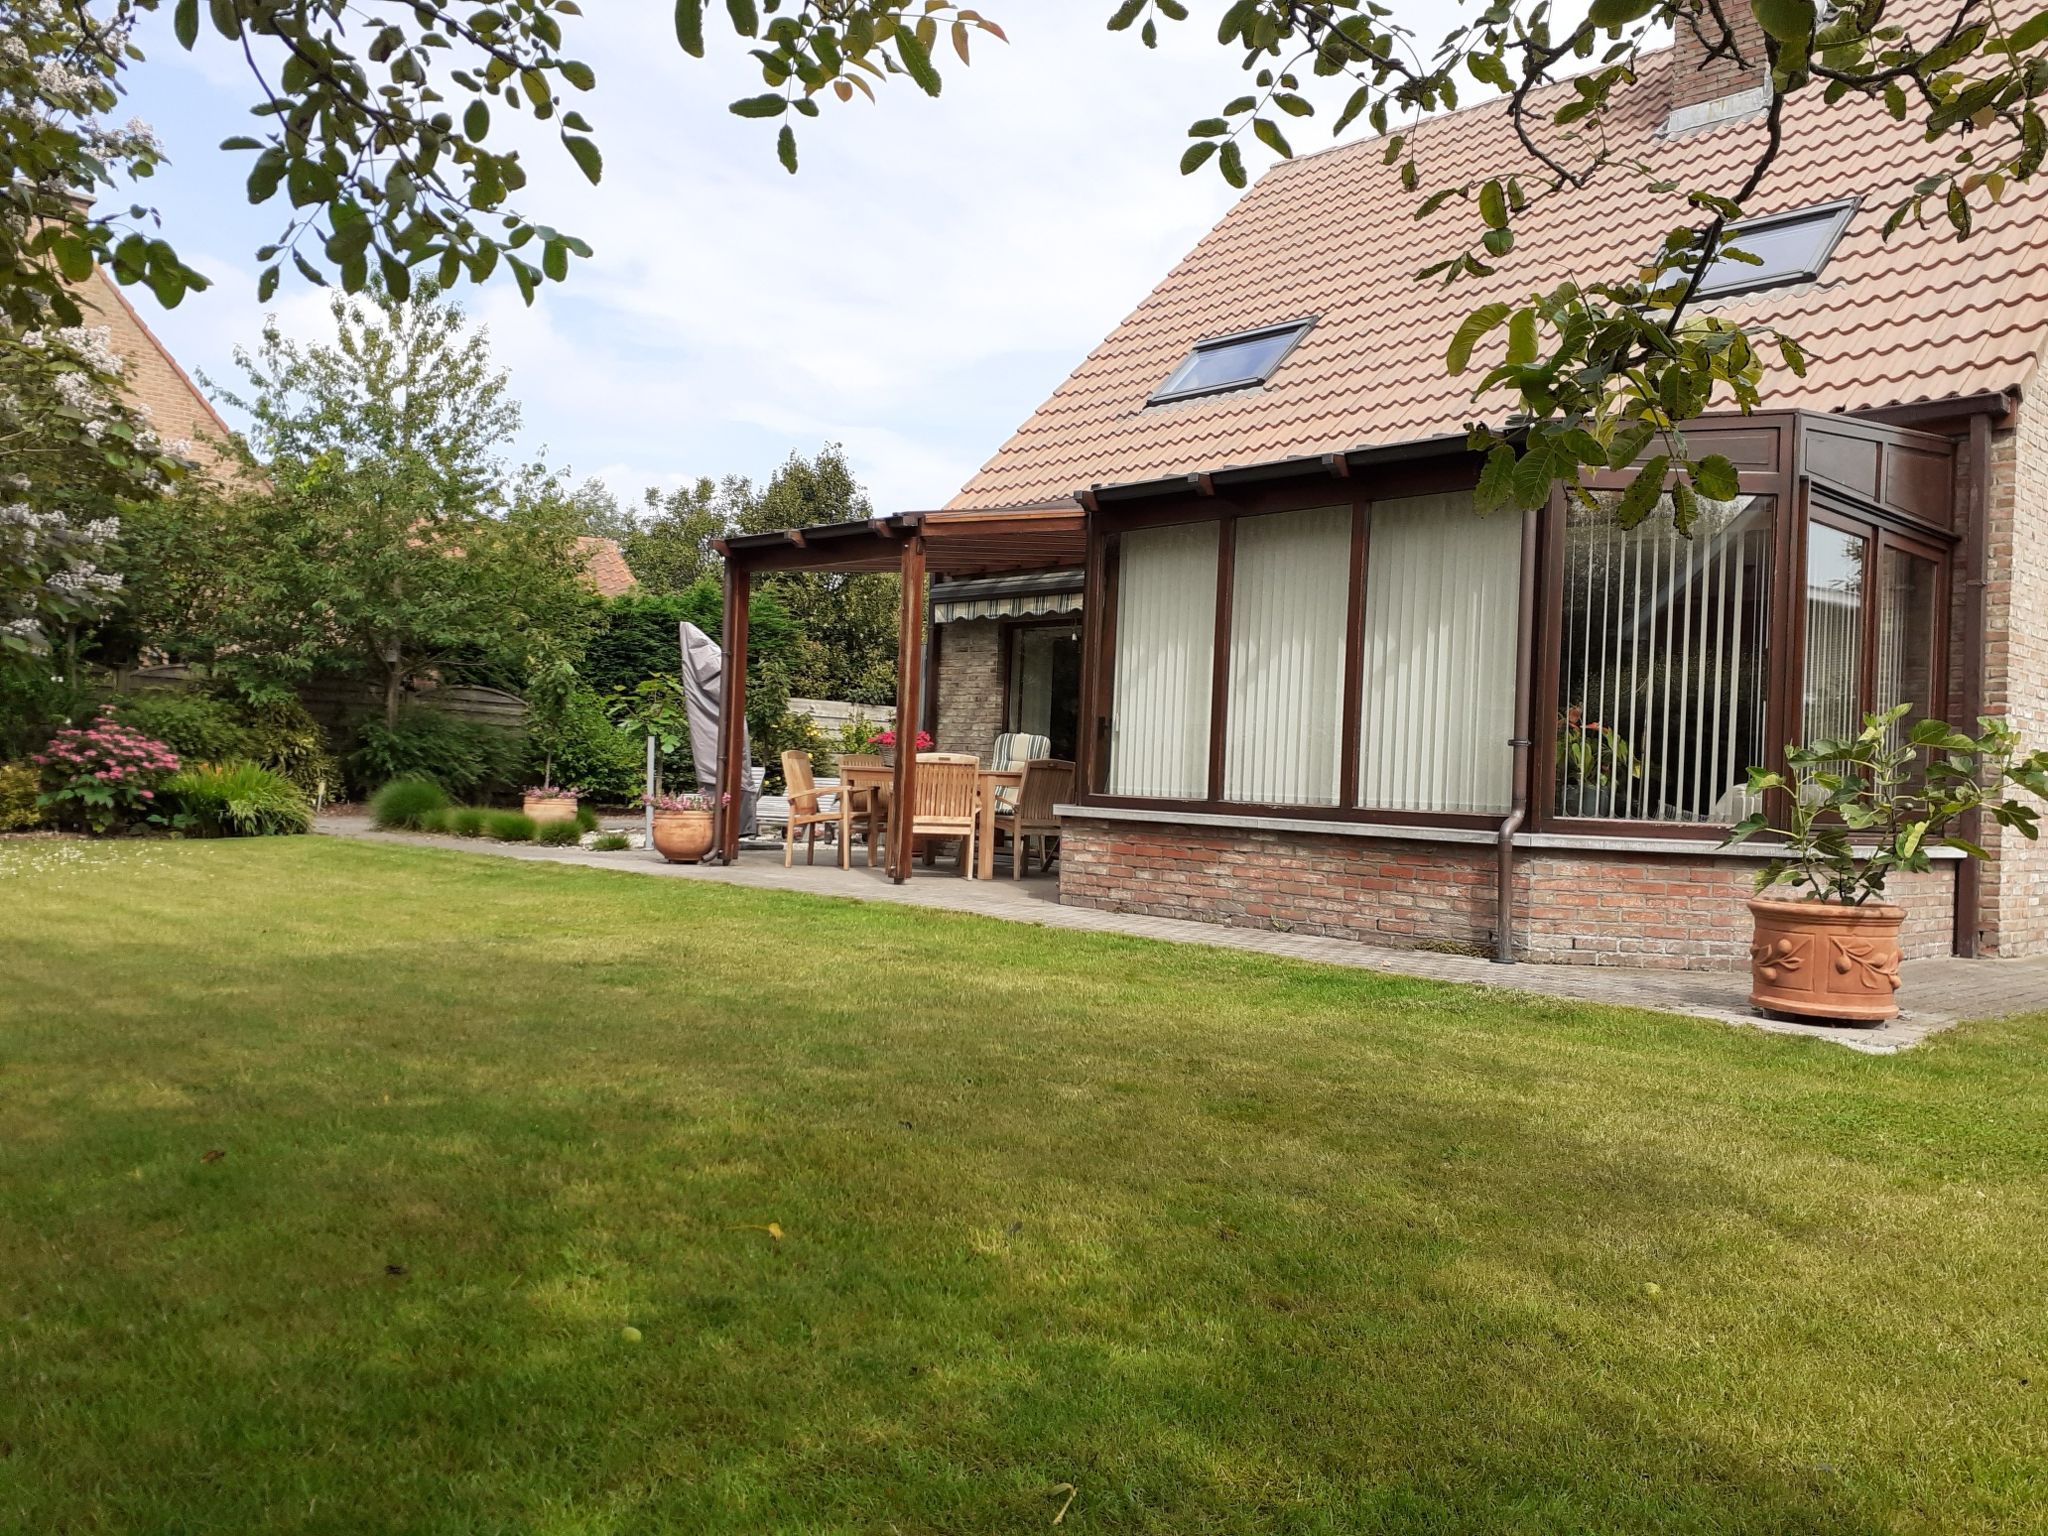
[1724,706,2048,906]
[164,759,312,836]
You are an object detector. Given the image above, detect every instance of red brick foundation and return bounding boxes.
[1058,816,1959,972]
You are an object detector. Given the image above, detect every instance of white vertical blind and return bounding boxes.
[1556,494,1774,822]
[1224,505,1351,805]
[1357,492,1521,814]
[1108,522,1218,798]
[1874,544,1938,747]
[1802,522,1866,745]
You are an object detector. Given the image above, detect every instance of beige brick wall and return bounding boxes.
[934,619,1004,757]
[1059,818,1958,972]
[73,268,237,481]
[1980,402,2048,954]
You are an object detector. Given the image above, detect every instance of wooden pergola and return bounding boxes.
[713,504,1086,879]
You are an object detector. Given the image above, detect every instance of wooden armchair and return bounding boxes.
[780,750,878,870]
[903,754,980,876]
[994,758,1073,878]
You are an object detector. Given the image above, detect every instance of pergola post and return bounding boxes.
[717,560,751,863]
[888,534,927,883]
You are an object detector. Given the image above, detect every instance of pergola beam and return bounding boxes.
[888,534,927,883]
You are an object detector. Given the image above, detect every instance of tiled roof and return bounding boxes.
[575,535,638,597]
[950,32,2048,509]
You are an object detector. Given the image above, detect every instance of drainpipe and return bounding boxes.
[1494,502,1540,964]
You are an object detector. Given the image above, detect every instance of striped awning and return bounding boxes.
[929,569,1084,624]
[931,589,1084,624]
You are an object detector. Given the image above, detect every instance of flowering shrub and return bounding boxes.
[32,716,181,833]
[522,784,580,801]
[641,791,729,812]
[873,729,932,752]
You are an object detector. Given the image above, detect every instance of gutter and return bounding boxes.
[1494,501,1540,964]
[1955,409,1995,956]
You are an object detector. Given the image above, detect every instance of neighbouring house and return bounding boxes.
[72,266,240,482]
[718,9,2048,970]
[575,535,638,598]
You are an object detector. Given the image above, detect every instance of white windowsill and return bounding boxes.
[1053,803,1966,862]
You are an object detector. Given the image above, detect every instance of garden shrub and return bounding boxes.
[164,761,312,837]
[447,807,488,838]
[369,777,450,831]
[238,696,339,799]
[0,668,99,761]
[574,804,599,833]
[589,831,630,851]
[110,690,250,764]
[345,709,523,800]
[32,717,181,834]
[0,761,44,831]
[531,685,641,804]
[484,810,536,841]
[535,819,582,846]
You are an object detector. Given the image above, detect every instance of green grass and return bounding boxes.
[4,838,2045,1534]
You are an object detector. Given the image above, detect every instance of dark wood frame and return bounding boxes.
[1070,411,1964,841]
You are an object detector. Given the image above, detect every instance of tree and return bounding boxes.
[623,476,749,594]
[137,288,594,722]
[11,1,2043,520]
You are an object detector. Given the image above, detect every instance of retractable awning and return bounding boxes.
[929,569,1084,624]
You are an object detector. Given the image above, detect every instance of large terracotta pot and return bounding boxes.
[523,793,578,825]
[651,808,715,864]
[1747,897,1906,1022]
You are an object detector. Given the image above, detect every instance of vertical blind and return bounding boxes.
[1555,494,1774,822]
[1802,522,1866,745]
[1875,544,1939,745]
[1107,521,1218,798]
[1357,492,1521,814]
[1223,505,1352,805]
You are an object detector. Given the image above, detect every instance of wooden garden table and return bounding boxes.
[975,767,1023,881]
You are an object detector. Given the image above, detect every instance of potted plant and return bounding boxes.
[644,790,728,864]
[1555,704,1640,819]
[522,782,581,824]
[871,727,932,766]
[1725,707,2047,1022]
[522,643,580,823]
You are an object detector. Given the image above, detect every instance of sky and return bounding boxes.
[104,7,1315,514]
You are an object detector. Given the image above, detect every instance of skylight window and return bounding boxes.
[1150,319,1314,404]
[1693,200,1856,299]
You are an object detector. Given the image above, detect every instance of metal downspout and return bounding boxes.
[1494,502,1541,964]
[1955,409,1996,956]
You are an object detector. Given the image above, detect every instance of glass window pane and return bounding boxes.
[1107,523,1218,799]
[1802,523,1867,745]
[1224,505,1351,806]
[1358,492,1522,814]
[1696,205,1849,297]
[1155,325,1306,398]
[1008,624,1082,760]
[1556,493,1774,822]
[1876,545,1940,742]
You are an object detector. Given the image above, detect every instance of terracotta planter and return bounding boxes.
[1747,897,1906,1022]
[651,808,715,864]
[523,793,578,824]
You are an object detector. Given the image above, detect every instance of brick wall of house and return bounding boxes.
[1058,817,1958,971]
[74,268,236,480]
[1980,402,2048,954]
[933,619,1004,757]
[1668,6,1766,116]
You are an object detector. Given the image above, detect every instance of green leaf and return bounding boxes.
[1752,0,1815,42]
[1587,0,1654,26]
[559,60,596,91]
[726,0,758,39]
[1505,308,1537,365]
[174,0,198,48]
[1179,140,1218,175]
[1473,443,1516,514]
[1445,301,1511,374]
[1613,455,1668,529]
[563,134,603,184]
[465,99,490,141]
[1219,141,1246,189]
[776,123,797,174]
[257,264,280,303]
[674,0,706,56]
[207,0,238,41]
[1252,117,1292,157]
[1693,452,1739,501]
[1188,117,1229,137]
[1478,179,1508,230]
[895,28,942,96]
[729,93,787,118]
[1107,0,1146,31]
[51,234,94,284]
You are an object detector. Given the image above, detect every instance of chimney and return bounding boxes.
[1663,3,1771,135]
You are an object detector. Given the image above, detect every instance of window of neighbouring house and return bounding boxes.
[1223,505,1352,806]
[1554,492,1776,824]
[1693,200,1856,299]
[1357,491,1523,815]
[1149,320,1314,404]
[1106,522,1219,798]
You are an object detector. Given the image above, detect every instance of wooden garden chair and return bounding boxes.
[901,754,980,876]
[994,758,1074,878]
[780,750,878,870]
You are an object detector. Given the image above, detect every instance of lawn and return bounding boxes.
[3,838,2045,1534]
